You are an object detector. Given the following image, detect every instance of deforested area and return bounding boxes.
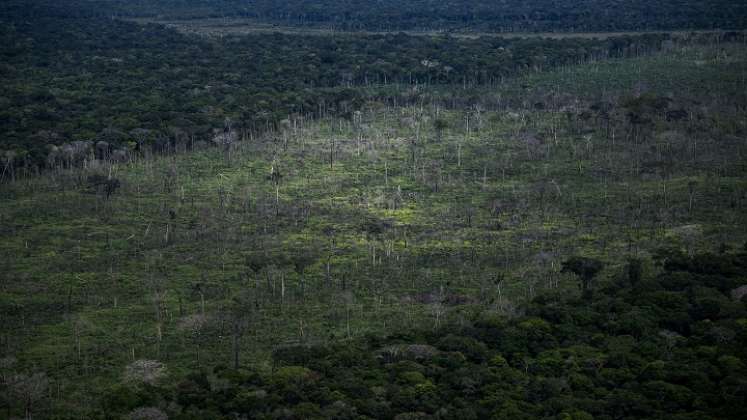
[1,1,746,419]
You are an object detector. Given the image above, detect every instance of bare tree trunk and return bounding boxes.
[232,321,241,369]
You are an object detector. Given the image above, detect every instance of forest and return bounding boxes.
[0,14,677,168]
[3,0,747,32]
[1,1,747,419]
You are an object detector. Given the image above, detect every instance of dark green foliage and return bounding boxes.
[0,11,673,168]
[5,0,747,32]
[435,334,489,362]
[562,256,603,299]
[78,250,747,419]
[626,257,643,286]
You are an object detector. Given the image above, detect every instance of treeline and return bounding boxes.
[26,248,743,419]
[0,13,673,171]
[4,0,747,32]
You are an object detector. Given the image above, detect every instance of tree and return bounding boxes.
[87,174,120,200]
[626,257,643,287]
[1,150,18,183]
[128,407,168,420]
[8,372,48,420]
[178,314,208,364]
[562,257,603,300]
[433,118,448,141]
[130,128,152,153]
[213,118,239,163]
[124,360,166,386]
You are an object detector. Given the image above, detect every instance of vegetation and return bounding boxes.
[85,249,747,419]
[0,12,678,168]
[4,0,747,32]
[1,2,746,419]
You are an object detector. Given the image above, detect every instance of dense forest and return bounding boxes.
[0,12,677,170]
[3,0,747,32]
[90,250,747,419]
[1,1,747,419]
